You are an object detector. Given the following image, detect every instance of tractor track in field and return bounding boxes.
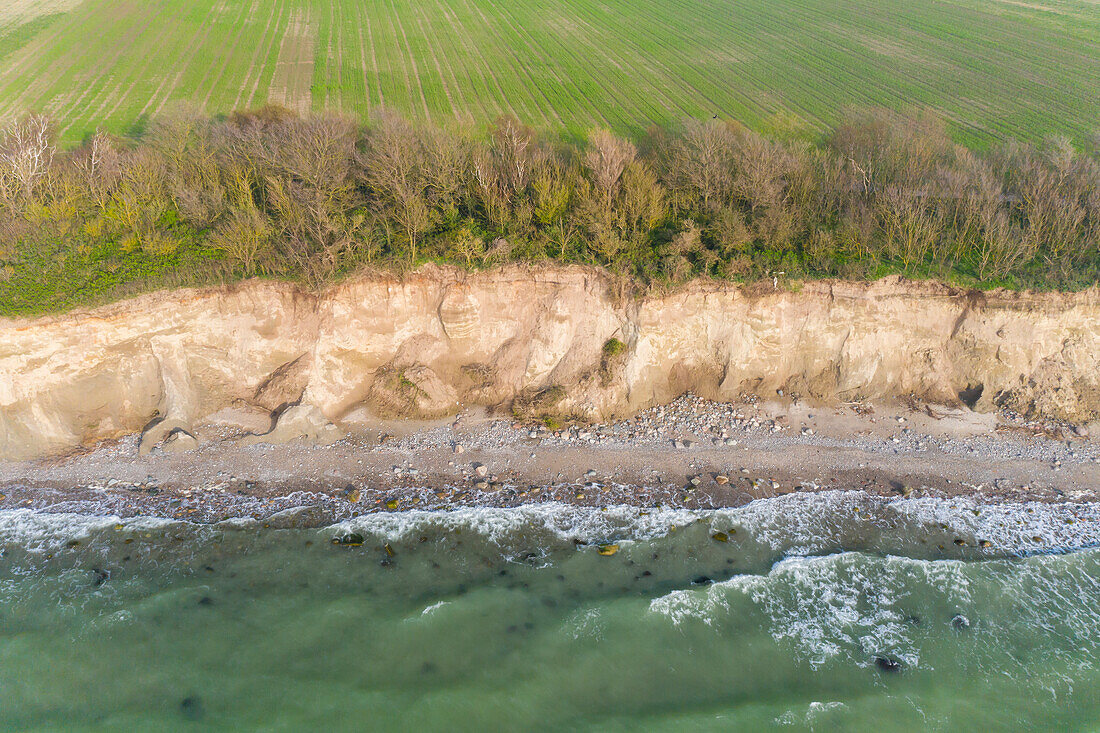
[386,0,433,120]
[232,0,284,111]
[61,0,195,136]
[195,0,255,113]
[140,0,227,119]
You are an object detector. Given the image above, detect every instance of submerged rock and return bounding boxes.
[179,696,203,721]
[332,533,365,547]
[874,655,903,673]
[597,543,619,556]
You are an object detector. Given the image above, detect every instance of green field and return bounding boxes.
[0,0,1097,145]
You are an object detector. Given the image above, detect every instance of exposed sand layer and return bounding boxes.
[3,266,1099,463]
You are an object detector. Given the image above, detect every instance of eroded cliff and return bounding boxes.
[2,266,1098,460]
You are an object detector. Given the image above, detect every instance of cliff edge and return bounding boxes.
[2,266,1098,460]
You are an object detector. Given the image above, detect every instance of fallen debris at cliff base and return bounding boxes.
[1,394,1096,523]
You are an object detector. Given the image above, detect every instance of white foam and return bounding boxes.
[567,607,605,640]
[421,600,450,616]
[3,491,1099,561]
[889,496,1100,551]
[775,701,847,726]
[647,584,733,627]
[718,491,871,554]
[751,554,970,669]
[0,509,176,554]
[330,502,700,553]
[650,551,973,669]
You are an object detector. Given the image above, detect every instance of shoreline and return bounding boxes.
[2,395,1096,525]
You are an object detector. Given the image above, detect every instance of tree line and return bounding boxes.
[1,105,1098,313]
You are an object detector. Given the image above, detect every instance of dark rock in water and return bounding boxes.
[197,596,214,607]
[906,614,922,626]
[332,533,365,547]
[874,655,903,673]
[91,569,109,587]
[691,575,713,585]
[952,614,971,630]
[180,696,203,720]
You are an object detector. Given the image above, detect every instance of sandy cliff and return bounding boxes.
[2,266,1098,460]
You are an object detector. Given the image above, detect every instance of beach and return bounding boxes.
[3,395,1096,524]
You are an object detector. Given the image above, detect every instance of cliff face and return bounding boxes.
[2,266,1098,460]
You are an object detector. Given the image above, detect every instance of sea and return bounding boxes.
[1,490,1099,731]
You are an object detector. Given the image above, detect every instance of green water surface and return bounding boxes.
[1,494,1098,731]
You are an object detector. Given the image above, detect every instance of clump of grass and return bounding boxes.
[602,338,626,357]
[599,337,628,384]
[512,385,568,422]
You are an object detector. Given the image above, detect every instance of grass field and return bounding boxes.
[0,0,1097,145]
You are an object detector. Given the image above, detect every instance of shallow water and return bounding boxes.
[2,492,1100,731]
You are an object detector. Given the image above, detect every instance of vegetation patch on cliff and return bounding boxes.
[0,107,1097,316]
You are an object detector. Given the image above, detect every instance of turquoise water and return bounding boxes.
[1,492,1100,731]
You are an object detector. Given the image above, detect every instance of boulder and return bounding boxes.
[241,404,342,446]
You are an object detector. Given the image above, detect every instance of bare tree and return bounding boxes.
[490,115,535,196]
[362,111,433,260]
[584,128,636,206]
[663,119,737,211]
[616,161,664,243]
[74,130,121,210]
[0,114,55,208]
